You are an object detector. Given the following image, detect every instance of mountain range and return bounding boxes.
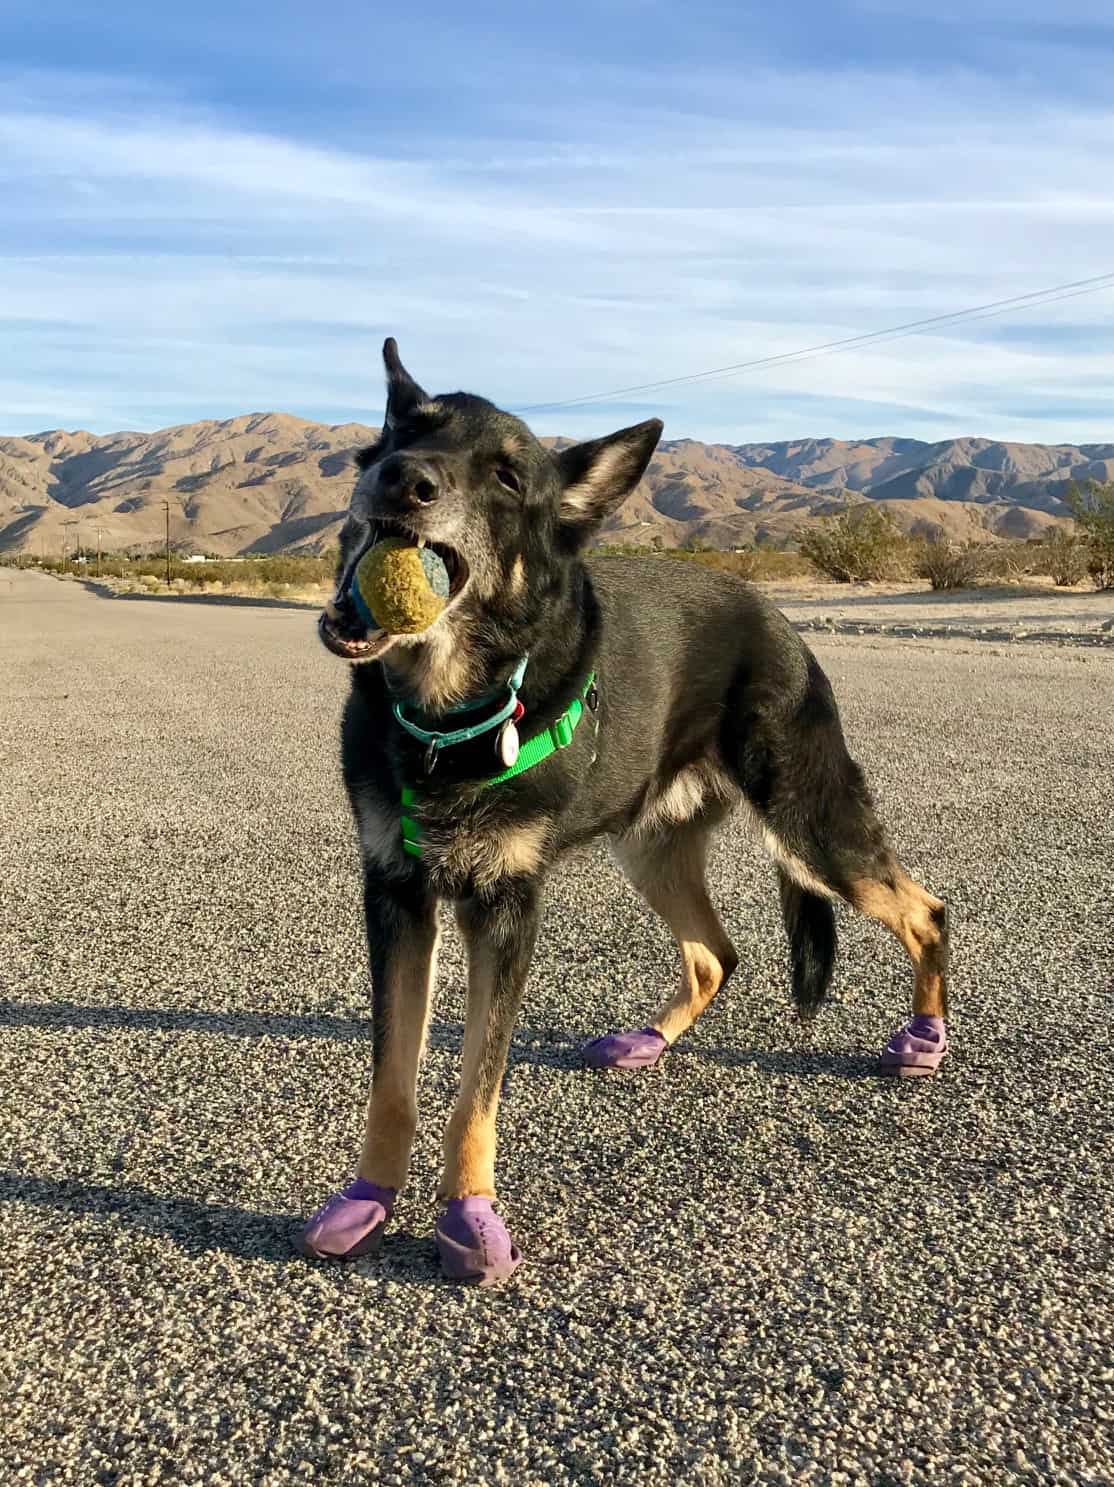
[3,414,1110,559]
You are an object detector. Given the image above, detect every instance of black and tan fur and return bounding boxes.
[316,340,948,1207]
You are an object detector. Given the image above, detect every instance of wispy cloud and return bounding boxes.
[2,36,1113,443]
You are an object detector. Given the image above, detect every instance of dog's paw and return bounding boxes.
[879,1015,947,1077]
[435,1197,522,1285]
[581,1026,668,1071]
[294,1179,396,1260]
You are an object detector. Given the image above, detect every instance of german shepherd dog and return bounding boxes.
[300,340,949,1284]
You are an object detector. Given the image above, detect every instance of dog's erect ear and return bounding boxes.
[555,418,663,534]
[382,337,429,429]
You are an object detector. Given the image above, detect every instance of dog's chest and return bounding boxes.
[419,803,550,895]
[354,783,547,895]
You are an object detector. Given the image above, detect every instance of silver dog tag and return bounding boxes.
[497,720,520,768]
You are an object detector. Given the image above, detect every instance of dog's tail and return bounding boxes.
[778,870,837,1020]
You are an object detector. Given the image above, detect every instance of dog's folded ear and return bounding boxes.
[382,338,429,429]
[556,418,664,539]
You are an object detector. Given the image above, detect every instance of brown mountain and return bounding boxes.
[731,436,1113,540]
[0,419,1093,559]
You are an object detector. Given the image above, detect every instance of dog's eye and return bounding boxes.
[495,466,522,494]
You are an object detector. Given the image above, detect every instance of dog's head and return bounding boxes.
[319,339,662,704]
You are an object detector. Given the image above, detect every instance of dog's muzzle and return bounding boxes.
[318,592,394,663]
[317,519,469,663]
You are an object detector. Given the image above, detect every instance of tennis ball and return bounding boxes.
[351,538,450,634]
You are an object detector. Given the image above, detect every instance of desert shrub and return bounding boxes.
[1065,480,1114,590]
[664,546,764,578]
[1037,528,1089,587]
[796,506,909,583]
[979,541,1036,583]
[915,539,988,591]
[593,543,813,581]
[698,548,765,581]
[694,547,813,581]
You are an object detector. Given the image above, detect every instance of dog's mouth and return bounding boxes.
[318,519,470,664]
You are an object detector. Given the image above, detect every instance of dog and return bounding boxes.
[299,339,950,1283]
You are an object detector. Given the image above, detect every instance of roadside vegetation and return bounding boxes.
[594,543,814,581]
[3,512,1109,596]
[7,551,340,599]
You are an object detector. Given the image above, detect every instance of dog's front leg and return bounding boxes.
[296,871,439,1261]
[435,880,541,1285]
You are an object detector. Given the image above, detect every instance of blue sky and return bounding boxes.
[3,0,1114,444]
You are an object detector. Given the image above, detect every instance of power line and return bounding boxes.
[516,270,1114,413]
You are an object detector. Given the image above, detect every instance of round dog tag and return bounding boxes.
[497,720,520,767]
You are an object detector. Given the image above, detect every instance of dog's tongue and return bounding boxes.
[362,630,399,656]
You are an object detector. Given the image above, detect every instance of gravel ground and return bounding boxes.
[768,581,1114,648]
[2,567,1112,1487]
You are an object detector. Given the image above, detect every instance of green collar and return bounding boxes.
[400,671,597,860]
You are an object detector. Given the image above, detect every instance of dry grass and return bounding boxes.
[8,531,1106,602]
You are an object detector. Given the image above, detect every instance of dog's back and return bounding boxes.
[571,553,817,837]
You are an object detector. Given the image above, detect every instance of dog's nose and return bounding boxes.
[378,455,441,508]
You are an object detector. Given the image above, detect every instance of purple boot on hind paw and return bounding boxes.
[582,1026,668,1071]
[295,1179,396,1260]
[436,1197,522,1286]
[880,1015,948,1077]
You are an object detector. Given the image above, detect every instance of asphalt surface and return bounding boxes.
[2,567,1112,1487]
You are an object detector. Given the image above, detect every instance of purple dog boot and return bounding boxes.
[435,1197,522,1286]
[295,1178,396,1260]
[880,1014,948,1077]
[582,1025,668,1071]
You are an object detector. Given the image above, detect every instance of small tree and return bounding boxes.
[798,506,909,583]
[1065,480,1114,590]
[1040,527,1089,587]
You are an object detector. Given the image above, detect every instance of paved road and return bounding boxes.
[2,568,1111,1487]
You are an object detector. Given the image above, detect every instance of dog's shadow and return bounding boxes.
[0,1170,460,1282]
[0,998,873,1271]
[0,997,873,1078]
[0,1169,303,1266]
[672,1043,877,1079]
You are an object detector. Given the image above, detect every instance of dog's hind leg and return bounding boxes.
[296,874,439,1261]
[762,822,949,1075]
[848,867,949,1076]
[727,646,950,1075]
[583,821,739,1070]
[434,880,542,1285]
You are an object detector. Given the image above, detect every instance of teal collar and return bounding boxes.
[392,656,529,774]
[400,670,598,860]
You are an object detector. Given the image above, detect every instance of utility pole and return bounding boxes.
[162,500,171,583]
[95,524,104,578]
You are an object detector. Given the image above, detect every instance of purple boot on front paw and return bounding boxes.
[435,1197,522,1286]
[582,1026,668,1071]
[880,1015,948,1077]
[295,1178,396,1260]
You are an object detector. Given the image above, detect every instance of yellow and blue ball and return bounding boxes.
[350,538,451,634]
